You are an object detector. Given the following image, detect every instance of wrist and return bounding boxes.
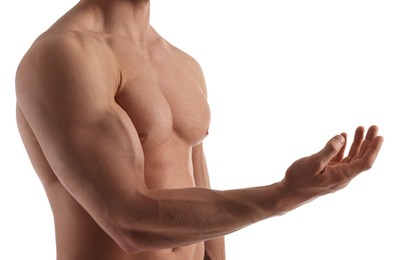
[273,180,313,214]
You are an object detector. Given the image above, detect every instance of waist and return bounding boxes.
[143,143,195,190]
[127,243,205,260]
[143,162,195,189]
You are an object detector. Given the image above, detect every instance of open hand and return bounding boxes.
[281,125,384,198]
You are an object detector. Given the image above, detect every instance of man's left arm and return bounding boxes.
[193,143,226,260]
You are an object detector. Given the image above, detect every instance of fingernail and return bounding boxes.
[336,135,345,145]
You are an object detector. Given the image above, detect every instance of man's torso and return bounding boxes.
[17,9,211,260]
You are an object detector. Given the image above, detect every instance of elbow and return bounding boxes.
[110,192,159,254]
[113,228,150,254]
[119,240,143,255]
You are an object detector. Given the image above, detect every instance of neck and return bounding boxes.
[79,0,151,42]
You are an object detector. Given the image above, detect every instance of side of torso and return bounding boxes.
[17,28,210,260]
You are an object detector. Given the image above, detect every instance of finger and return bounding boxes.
[313,134,346,169]
[366,125,379,139]
[342,126,365,163]
[348,135,384,176]
[332,132,347,162]
[357,125,379,157]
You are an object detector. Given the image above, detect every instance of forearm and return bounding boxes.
[119,182,306,252]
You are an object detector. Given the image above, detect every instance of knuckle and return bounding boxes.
[328,138,342,153]
[330,144,340,154]
[311,157,324,172]
[314,159,324,171]
[310,154,324,166]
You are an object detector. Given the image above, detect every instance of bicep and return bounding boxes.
[16,37,146,239]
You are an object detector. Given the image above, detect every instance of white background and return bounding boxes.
[1,0,397,259]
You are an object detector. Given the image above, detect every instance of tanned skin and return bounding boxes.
[15,0,383,259]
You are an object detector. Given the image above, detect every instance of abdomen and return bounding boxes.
[142,133,196,190]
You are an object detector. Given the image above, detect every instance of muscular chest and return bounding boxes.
[114,44,210,151]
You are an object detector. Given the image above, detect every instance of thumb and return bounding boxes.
[314,134,346,166]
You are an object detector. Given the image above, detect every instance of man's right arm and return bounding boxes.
[15,35,383,254]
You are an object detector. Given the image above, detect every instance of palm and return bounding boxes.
[283,126,383,196]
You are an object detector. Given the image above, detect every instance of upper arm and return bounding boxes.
[16,35,146,248]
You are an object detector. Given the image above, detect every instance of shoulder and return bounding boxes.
[16,31,120,99]
[20,30,112,71]
[15,31,122,127]
[165,40,208,93]
[169,42,204,72]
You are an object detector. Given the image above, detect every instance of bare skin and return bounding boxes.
[15,0,384,259]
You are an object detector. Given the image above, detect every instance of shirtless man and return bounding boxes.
[15,0,384,259]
